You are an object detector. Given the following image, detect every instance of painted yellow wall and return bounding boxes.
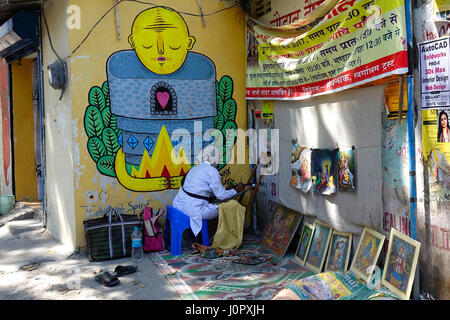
[68,0,249,246]
[11,59,38,201]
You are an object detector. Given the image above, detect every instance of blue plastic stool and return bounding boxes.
[165,205,210,256]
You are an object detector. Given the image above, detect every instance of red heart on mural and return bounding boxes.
[156,92,170,109]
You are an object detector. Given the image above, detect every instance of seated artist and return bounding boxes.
[172,149,245,248]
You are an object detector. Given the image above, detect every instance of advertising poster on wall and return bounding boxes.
[419,36,450,202]
[246,0,408,100]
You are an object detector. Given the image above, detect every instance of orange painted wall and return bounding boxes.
[11,59,37,201]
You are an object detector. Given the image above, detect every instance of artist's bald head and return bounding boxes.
[128,7,196,74]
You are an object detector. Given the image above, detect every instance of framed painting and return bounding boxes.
[382,228,421,300]
[349,227,385,282]
[294,222,315,265]
[290,144,312,193]
[311,148,337,195]
[338,148,356,192]
[260,205,303,262]
[304,220,333,273]
[324,231,352,272]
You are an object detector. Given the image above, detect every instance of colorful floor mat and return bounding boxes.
[150,238,314,300]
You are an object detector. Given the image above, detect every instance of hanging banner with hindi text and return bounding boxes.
[246,0,408,100]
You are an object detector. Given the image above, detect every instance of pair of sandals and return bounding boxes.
[94,265,137,287]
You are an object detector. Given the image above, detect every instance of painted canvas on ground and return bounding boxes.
[291,146,312,193]
[349,227,385,282]
[338,148,356,192]
[311,148,337,195]
[324,231,352,272]
[260,205,303,262]
[294,222,315,265]
[273,271,399,300]
[382,228,421,300]
[305,220,332,273]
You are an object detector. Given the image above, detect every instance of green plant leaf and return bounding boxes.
[87,137,107,162]
[218,76,233,101]
[102,128,120,155]
[102,107,112,128]
[223,99,237,122]
[89,86,106,111]
[84,105,105,138]
[97,155,116,177]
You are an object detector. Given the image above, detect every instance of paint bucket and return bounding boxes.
[0,195,15,214]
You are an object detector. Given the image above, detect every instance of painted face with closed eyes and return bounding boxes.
[128,7,196,74]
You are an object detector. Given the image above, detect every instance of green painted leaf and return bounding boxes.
[214,113,225,130]
[218,76,233,101]
[217,96,224,115]
[102,128,120,155]
[221,120,237,137]
[84,105,105,138]
[223,99,237,122]
[87,137,107,162]
[110,113,118,130]
[89,86,106,111]
[102,81,110,108]
[102,107,112,128]
[97,155,116,177]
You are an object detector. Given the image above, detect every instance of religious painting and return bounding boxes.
[260,205,303,263]
[349,227,385,283]
[311,148,337,195]
[294,222,315,265]
[324,231,352,273]
[382,228,421,300]
[305,220,332,273]
[290,144,312,193]
[338,148,356,192]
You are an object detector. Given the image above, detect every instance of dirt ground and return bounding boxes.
[0,217,179,300]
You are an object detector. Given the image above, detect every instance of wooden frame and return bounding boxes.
[382,228,421,300]
[304,220,332,273]
[294,222,315,265]
[324,230,352,272]
[349,227,385,282]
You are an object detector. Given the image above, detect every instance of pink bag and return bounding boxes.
[142,207,165,252]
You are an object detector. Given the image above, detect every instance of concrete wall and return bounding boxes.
[254,85,386,253]
[41,0,77,248]
[251,0,388,252]
[66,0,248,247]
[412,0,450,300]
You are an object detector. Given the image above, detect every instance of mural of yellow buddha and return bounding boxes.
[84,6,237,192]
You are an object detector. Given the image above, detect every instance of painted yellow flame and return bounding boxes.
[131,125,191,178]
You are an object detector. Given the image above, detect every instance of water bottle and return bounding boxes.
[131,227,143,261]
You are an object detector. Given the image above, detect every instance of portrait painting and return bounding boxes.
[382,228,421,300]
[260,205,303,262]
[305,220,333,273]
[349,227,385,282]
[294,222,315,265]
[311,148,337,195]
[338,148,356,191]
[324,231,352,273]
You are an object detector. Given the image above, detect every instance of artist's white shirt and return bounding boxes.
[172,161,237,236]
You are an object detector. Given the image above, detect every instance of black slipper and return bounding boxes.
[94,271,120,287]
[113,265,137,277]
